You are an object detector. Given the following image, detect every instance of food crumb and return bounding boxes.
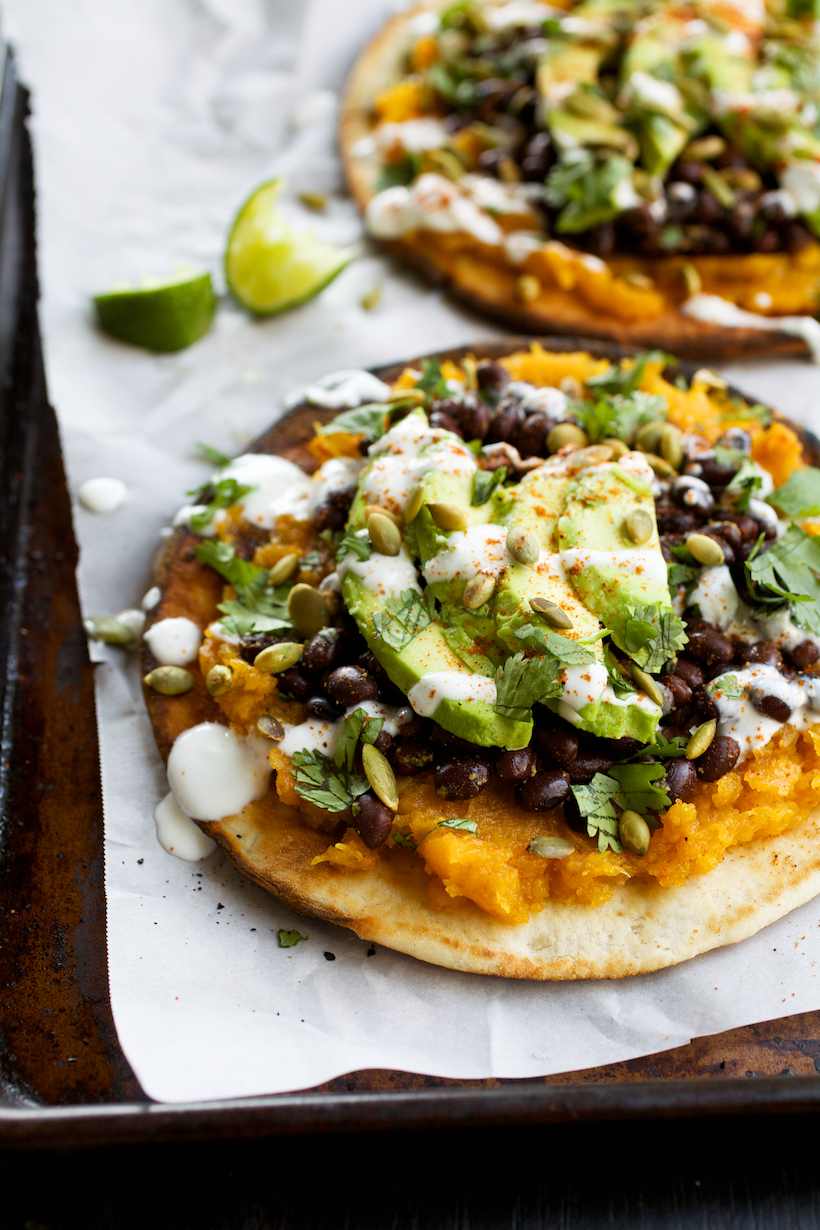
[366,946,376,957]
[323,951,336,962]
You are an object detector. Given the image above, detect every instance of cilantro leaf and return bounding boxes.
[189,479,253,534]
[319,402,394,441]
[586,351,669,397]
[494,653,563,720]
[375,154,420,191]
[769,467,820,519]
[197,541,292,637]
[571,774,621,853]
[668,560,699,589]
[514,623,597,665]
[634,734,688,760]
[438,817,478,832]
[196,540,266,598]
[277,929,307,949]
[372,588,434,652]
[724,459,763,512]
[391,829,417,850]
[707,673,743,699]
[608,763,670,814]
[291,749,369,814]
[545,152,636,234]
[745,525,820,632]
[472,466,508,506]
[196,441,231,467]
[617,603,688,673]
[334,708,383,774]
[337,530,372,562]
[574,391,667,444]
[417,358,450,399]
[604,646,636,698]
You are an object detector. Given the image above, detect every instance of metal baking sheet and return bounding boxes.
[5,57,820,1148]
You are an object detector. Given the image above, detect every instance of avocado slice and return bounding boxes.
[537,44,603,115]
[341,412,530,750]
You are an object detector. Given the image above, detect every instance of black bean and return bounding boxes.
[697,735,741,781]
[695,191,724,225]
[788,640,820,671]
[435,760,490,800]
[429,410,462,435]
[238,631,292,664]
[685,625,734,668]
[730,199,756,241]
[277,668,314,702]
[785,221,814,253]
[753,228,780,254]
[665,674,693,708]
[306,696,343,721]
[721,513,759,542]
[458,399,492,441]
[665,757,698,802]
[486,403,525,445]
[516,770,570,812]
[708,520,743,551]
[584,222,615,258]
[535,725,579,768]
[717,428,752,455]
[512,412,551,458]
[313,488,354,532]
[431,725,490,761]
[697,457,738,488]
[736,640,783,669]
[752,692,792,723]
[520,131,553,181]
[476,360,509,397]
[691,686,719,722]
[674,161,705,185]
[477,147,507,177]
[674,658,705,689]
[392,740,434,776]
[354,793,394,849]
[658,508,699,535]
[569,753,615,784]
[496,747,537,783]
[302,628,342,674]
[323,665,379,706]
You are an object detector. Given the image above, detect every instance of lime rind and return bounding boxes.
[93,271,216,353]
[224,178,353,316]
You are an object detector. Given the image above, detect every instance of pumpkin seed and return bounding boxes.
[86,615,136,647]
[603,437,629,458]
[403,485,425,525]
[686,718,716,760]
[644,452,677,479]
[659,423,684,470]
[619,810,651,856]
[143,665,194,695]
[268,552,300,586]
[683,134,726,162]
[528,835,574,859]
[362,743,399,812]
[257,714,285,742]
[624,508,654,546]
[547,422,587,453]
[629,664,665,707]
[359,285,382,312]
[462,355,478,392]
[254,641,304,674]
[427,502,468,532]
[529,597,573,629]
[365,503,401,527]
[623,271,654,290]
[506,525,540,566]
[635,421,663,454]
[515,274,541,303]
[206,664,233,697]
[288,583,328,636]
[367,510,402,556]
[686,532,725,567]
[298,190,328,211]
[571,444,614,470]
[463,573,496,610]
[681,262,702,296]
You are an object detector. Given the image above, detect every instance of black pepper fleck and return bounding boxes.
[323,951,336,962]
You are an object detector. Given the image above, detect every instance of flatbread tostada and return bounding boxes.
[341,0,820,358]
[144,340,820,978]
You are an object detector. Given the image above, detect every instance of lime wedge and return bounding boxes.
[93,272,216,353]
[225,179,353,315]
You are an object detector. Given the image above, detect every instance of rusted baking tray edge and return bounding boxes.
[6,51,820,1149]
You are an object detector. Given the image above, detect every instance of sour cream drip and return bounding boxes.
[144,617,202,666]
[354,118,450,157]
[560,548,668,592]
[154,793,216,862]
[167,724,272,822]
[363,413,476,515]
[505,381,569,418]
[339,545,421,599]
[424,524,509,584]
[366,173,503,246]
[408,671,497,716]
[710,665,819,757]
[682,295,820,363]
[78,476,128,513]
[216,454,313,527]
[280,702,407,758]
[286,369,392,409]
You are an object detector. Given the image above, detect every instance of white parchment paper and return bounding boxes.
[7,0,820,1103]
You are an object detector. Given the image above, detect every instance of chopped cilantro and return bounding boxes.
[608,763,670,814]
[438,817,478,832]
[375,154,420,191]
[391,829,417,850]
[196,541,292,637]
[769,467,820,519]
[514,623,598,665]
[188,478,253,534]
[472,466,508,506]
[603,646,636,698]
[634,734,688,760]
[277,929,307,949]
[318,401,394,441]
[745,525,820,633]
[574,391,666,444]
[668,560,699,589]
[571,774,621,853]
[291,750,369,814]
[707,673,743,699]
[372,588,434,652]
[586,351,669,398]
[337,529,372,562]
[617,603,688,673]
[334,707,383,775]
[417,358,450,399]
[494,652,563,720]
[724,459,764,511]
[545,151,635,234]
[196,441,231,467]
